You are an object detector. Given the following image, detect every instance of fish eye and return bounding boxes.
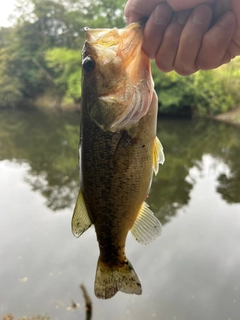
[82,57,95,72]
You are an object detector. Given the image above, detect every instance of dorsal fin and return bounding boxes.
[152,136,165,175]
[130,202,162,245]
[71,189,92,238]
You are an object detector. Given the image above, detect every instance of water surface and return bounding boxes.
[0,109,240,320]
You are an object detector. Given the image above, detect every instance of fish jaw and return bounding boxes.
[81,22,153,132]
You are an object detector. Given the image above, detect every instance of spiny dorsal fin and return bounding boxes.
[152,136,165,175]
[71,189,92,238]
[130,202,162,245]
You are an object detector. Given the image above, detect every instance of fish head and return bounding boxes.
[81,23,153,132]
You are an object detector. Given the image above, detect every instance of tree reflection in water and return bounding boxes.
[0,109,240,219]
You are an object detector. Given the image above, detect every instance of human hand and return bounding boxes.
[124,0,239,75]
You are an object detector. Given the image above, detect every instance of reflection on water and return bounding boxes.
[0,109,240,320]
[0,110,80,211]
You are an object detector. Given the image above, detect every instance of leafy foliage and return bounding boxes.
[1,0,240,114]
[0,48,23,107]
[45,47,81,102]
[152,64,194,115]
[153,57,240,116]
[0,0,127,107]
[191,66,240,116]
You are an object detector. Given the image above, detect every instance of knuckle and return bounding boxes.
[196,60,214,70]
[155,59,173,73]
[174,62,197,76]
[196,53,222,70]
[164,29,180,45]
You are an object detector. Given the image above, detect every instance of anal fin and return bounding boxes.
[152,136,165,175]
[71,189,92,238]
[131,202,162,245]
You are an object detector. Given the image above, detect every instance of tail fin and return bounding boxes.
[94,258,142,299]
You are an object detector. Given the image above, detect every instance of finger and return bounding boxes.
[196,11,237,70]
[174,4,212,76]
[124,0,214,23]
[166,0,215,11]
[227,40,240,61]
[142,3,173,59]
[212,0,231,23]
[124,0,158,23]
[231,0,240,47]
[155,10,191,72]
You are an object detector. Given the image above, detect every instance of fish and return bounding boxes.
[71,22,165,299]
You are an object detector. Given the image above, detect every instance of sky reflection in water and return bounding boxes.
[0,110,240,320]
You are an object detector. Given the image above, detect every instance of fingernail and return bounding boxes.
[220,12,236,27]
[192,5,211,25]
[153,3,172,25]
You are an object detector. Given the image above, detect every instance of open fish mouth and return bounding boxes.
[83,22,153,132]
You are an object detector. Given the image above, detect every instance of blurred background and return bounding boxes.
[1,1,240,320]
[1,0,240,118]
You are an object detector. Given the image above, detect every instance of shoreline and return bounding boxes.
[1,99,240,128]
[213,106,240,127]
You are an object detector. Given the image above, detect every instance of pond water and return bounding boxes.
[0,109,240,320]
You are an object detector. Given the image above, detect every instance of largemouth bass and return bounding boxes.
[72,22,165,299]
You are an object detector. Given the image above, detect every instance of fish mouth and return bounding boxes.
[84,22,146,70]
[84,22,143,47]
[84,23,153,131]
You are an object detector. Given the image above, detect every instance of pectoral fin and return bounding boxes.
[152,136,165,175]
[71,189,92,238]
[130,202,162,245]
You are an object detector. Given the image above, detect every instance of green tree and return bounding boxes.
[153,57,240,117]
[0,47,23,107]
[45,47,82,103]
[1,0,240,112]
[0,0,126,108]
[152,64,195,116]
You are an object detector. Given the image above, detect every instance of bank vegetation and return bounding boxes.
[1,0,240,117]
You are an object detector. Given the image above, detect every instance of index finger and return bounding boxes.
[166,0,215,11]
[124,0,215,23]
[124,0,157,23]
[231,0,240,46]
